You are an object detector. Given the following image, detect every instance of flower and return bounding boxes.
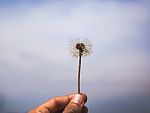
[69,38,92,93]
[70,38,92,58]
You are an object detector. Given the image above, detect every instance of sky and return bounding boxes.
[0,0,150,113]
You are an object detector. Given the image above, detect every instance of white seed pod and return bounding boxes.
[70,38,92,58]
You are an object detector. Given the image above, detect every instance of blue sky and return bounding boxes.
[0,0,150,113]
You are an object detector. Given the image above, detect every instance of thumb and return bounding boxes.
[63,94,84,113]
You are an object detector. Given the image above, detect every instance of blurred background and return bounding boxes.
[0,0,150,113]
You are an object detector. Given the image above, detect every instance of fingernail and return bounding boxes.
[71,94,84,106]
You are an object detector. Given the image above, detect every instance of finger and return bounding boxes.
[80,106,88,113]
[83,106,88,113]
[63,94,84,113]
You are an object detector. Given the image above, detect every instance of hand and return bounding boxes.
[28,93,88,113]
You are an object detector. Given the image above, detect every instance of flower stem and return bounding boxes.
[77,51,82,94]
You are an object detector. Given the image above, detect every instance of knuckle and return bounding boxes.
[63,103,80,113]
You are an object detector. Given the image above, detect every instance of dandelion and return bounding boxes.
[70,38,92,94]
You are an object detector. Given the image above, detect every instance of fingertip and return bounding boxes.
[67,93,87,103]
[80,93,87,103]
[70,94,84,106]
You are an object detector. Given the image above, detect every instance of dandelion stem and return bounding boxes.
[77,51,82,94]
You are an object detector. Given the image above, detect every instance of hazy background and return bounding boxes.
[0,0,150,113]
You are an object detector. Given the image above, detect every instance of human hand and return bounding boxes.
[28,93,88,113]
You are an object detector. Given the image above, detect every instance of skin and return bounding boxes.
[28,93,88,113]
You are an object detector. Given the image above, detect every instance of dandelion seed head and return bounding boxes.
[70,38,92,58]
